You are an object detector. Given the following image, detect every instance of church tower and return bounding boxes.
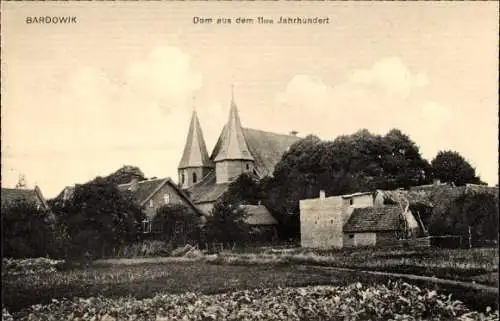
[178,108,213,189]
[213,90,255,184]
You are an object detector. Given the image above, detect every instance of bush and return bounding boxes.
[114,240,173,258]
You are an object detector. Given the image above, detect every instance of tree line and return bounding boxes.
[2,128,494,259]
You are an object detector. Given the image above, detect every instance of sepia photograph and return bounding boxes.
[1,1,499,320]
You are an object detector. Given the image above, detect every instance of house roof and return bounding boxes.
[1,186,49,210]
[240,204,278,225]
[343,206,405,233]
[213,99,254,162]
[341,191,373,199]
[118,177,202,215]
[178,110,213,169]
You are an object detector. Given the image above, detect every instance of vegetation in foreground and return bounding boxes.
[3,257,499,316]
[3,281,498,321]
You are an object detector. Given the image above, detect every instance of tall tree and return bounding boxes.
[105,165,147,185]
[56,177,144,259]
[431,150,482,186]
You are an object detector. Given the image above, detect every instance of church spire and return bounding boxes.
[178,108,212,170]
[214,89,254,162]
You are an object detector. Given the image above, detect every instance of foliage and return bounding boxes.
[1,200,63,258]
[431,151,482,186]
[52,177,145,260]
[103,165,147,185]
[263,129,432,238]
[152,204,202,246]
[5,281,498,321]
[205,200,251,244]
[429,192,499,242]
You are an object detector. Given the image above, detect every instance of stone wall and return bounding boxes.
[300,195,344,249]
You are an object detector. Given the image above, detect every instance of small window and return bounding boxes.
[192,172,197,183]
[149,199,154,208]
[142,219,152,234]
[181,173,185,184]
[246,164,250,170]
[349,198,354,205]
[163,194,170,204]
[348,234,354,239]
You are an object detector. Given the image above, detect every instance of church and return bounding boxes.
[178,92,300,214]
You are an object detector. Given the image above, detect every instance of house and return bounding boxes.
[54,177,202,235]
[116,177,203,233]
[1,185,50,210]
[178,93,300,215]
[342,206,420,248]
[240,204,279,243]
[299,190,422,249]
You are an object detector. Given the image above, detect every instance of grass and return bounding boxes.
[210,247,499,286]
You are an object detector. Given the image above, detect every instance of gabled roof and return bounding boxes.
[343,206,404,233]
[178,110,213,169]
[213,99,254,162]
[186,170,230,204]
[118,177,203,215]
[240,204,278,225]
[243,128,300,177]
[1,186,49,210]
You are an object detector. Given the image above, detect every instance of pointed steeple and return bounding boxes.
[214,90,254,162]
[178,109,212,169]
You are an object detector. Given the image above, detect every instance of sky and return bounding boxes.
[1,2,498,198]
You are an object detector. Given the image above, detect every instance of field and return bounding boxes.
[2,247,499,320]
[215,247,499,286]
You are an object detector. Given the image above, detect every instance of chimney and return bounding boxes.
[290,130,298,136]
[319,190,325,199]
[129,176,140,191]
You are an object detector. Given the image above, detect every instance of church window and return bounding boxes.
[149,199,154,208]
[192,172,197,183]
[181,173,185,184]
[163,193,170,204]
[246,164,250,171]
[349,198,354,205]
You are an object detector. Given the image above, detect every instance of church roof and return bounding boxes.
[211,127,300,178]
[186,170,230,204]
[178,110,213,169]
[189,127,300,204]
[213,99,254,162]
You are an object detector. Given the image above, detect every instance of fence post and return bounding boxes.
[468,226,472,249]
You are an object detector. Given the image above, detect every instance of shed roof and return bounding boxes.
[240,204,278,225]
[343,206,404,233]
